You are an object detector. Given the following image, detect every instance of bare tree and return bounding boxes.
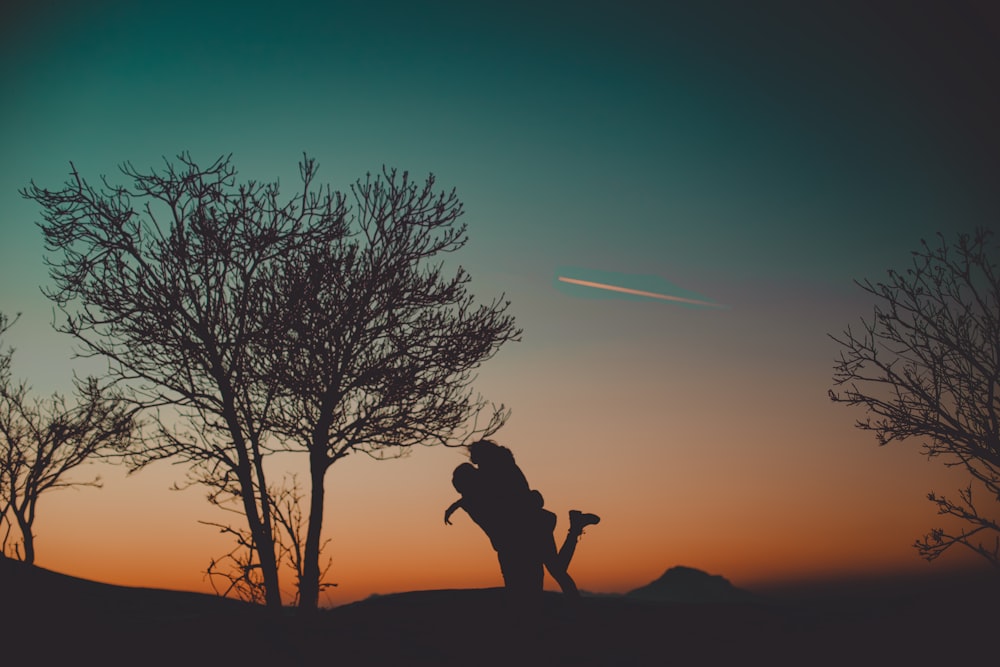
[267,168,521,611]
[25,155,519,610]
[24,154,348,607]
[829,227,1000,568]
[0,315,135,563]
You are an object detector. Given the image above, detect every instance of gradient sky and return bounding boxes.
[2,1,998,605]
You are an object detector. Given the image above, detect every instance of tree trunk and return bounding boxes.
[222,394,283,610]
[249,509,283,609]
[15,511,33,565]
[237,471,283,609]
[251,441,284,610]
[230,442,282,608]
[298,450,328,613]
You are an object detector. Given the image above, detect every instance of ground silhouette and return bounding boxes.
[3,558,996,666]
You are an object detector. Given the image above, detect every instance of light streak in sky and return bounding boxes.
[556,276,728,309]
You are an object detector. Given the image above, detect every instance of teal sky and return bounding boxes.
[3,1,996,381]
[2,1,998,599]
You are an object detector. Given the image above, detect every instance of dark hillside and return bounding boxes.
[3,558,996,666]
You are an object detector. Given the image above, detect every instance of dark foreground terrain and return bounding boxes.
[3,558,996,666]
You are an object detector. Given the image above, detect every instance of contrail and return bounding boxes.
[556,276,728,309]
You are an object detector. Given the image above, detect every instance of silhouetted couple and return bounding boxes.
[444,439,600,604]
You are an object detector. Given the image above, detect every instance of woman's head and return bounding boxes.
[469,439,513,467]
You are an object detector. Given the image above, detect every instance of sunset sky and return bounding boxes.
[2,1,998,606]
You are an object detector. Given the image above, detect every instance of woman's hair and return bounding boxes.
[469,439,514,467]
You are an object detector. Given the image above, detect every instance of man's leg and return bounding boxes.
[499,548,544,614]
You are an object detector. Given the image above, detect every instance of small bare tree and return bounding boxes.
[0,315,135,563]
[830,227,1000,567]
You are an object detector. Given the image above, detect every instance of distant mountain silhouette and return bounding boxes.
[625,565,759,603]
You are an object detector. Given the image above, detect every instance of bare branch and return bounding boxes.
[830,227,1000,569]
